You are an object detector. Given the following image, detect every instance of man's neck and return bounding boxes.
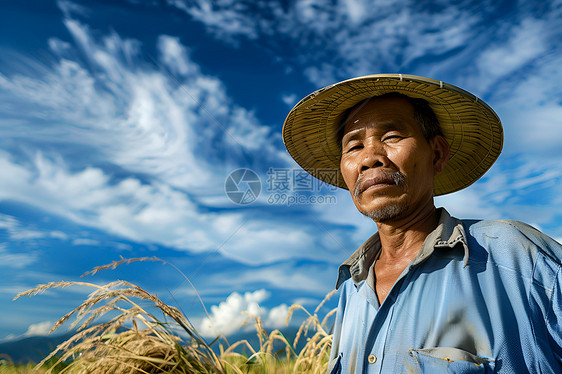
[372,203,440,304]
[375,203,440,262]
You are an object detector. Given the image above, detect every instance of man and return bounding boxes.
[282,74,561,373]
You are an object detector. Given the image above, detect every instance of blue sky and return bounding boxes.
[1,0,561,341]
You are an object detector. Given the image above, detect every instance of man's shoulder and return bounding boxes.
[462,218,562,266]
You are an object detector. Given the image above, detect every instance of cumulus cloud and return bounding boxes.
[265,303,290,327]
[199,289,288,337]
[24,321,53,337]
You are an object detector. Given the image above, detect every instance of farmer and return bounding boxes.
[282,74,562,373]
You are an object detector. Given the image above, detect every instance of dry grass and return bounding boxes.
[0,363,46,373]
[13,257,336,373]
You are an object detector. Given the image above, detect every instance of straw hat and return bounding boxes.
[282,74,503,196]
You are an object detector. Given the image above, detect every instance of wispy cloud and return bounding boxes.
[168,0,260,43]
[0,244,38,269]
[0,214,42,240]
[169,0,492,85]
[71,238,100,246]
[476,18,547,86]
[0,18,280,191]
[487,54,562,157]
[0,17,320,265]
[0,153,315,262]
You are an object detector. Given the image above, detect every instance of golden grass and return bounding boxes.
[0,363,45,374]
[13,257,336,373]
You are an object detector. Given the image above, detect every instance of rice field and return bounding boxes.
[8,257,336,373]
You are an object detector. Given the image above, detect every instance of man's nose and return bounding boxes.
[360,143,388,172]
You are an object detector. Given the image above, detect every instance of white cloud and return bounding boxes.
[168,0,259,42]
[168,0,484,86]
[49,231,69,240]
[472,18,547,93]
[435,188,501,220]
[292,297,321,307]
[281,93,297,107]
[0,19,280,192]
[47,37,72,55]
[0,153,208,248]
[0,153,331,264]
[341,0,369,25]
[1,320,56,342]
[435,155,562,237]
[158,35,192,77]
[199,289,288,337]
[72,238,100,246]
[487,54,562,156]
[0,213,52,242]
[0,19,317,264]
[265,303,289,327]
[24,321,53,337]
[0,244,38,269]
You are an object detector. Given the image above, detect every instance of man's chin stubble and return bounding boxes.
[354,171,408,222]
[360,203,409,222]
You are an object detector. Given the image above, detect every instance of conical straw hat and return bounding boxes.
[282,74,503,196]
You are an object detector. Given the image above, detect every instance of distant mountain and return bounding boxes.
[0,333,73,364]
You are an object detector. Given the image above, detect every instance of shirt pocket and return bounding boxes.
[404,347,495,373]
[327,352,342,374]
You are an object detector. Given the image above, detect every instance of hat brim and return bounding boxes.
[282,74,503,196]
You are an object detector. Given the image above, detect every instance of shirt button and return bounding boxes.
[368,354,377,364]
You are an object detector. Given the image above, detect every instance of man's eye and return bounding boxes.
[383,135,402,142]
[345,144,363,152]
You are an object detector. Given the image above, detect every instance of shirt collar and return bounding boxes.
[335,208,469,289]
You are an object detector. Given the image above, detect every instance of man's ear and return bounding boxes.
[430,135,450,176]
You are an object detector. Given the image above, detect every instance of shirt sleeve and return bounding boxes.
[328,280,350,369]
[545,259,562,365]
[531,247,562,369]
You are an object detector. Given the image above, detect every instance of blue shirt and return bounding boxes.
[329,208,562,373]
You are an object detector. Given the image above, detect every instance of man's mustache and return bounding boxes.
[354,170,406,199]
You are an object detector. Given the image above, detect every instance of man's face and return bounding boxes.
[340,96,448,222]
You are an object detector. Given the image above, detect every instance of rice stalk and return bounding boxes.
[15,262,223,373]
[13,257,337,373]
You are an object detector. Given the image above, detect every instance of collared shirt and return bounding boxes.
[328,208,562,373]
